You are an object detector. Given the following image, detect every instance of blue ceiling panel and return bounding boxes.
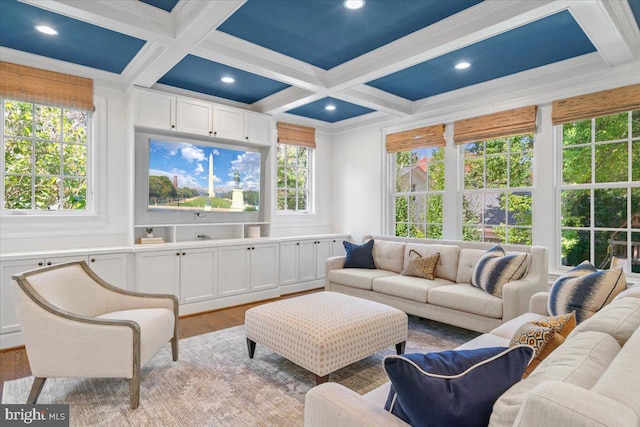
[218,0,483,70]
[630,0,640,30]
[139,0,179,13]
[286,97,375,123]
[367,10,597,101]
[158,55,291,104]
[0,0,146,74]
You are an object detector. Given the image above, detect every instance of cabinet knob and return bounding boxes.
[333,240,336,242]
[296,242,299,246]
[252,247,255,250]
[47,262,52,266]
[247,247,251,250]
[90,258,96,263]
[245,136,249,140]
[182,252,186,256]
[209,131,213,136]
[171,125,175,129]
[176,252,180,256]
[214,131,217,136]
[38,262,44,266]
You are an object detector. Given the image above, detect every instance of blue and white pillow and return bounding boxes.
[471,245,529,297]
[548,261,626,323]
[383,346,533,427]
[343,240,376,269]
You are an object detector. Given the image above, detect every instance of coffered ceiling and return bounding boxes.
[1,0,639,131]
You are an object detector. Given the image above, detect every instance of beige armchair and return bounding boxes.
[12,261,179,409]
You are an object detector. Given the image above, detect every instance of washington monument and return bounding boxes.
[208,152,214,197]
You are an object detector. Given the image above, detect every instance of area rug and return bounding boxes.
[2,316,478,426]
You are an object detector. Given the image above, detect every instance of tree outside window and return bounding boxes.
[560,110,640,273]
[462,134,534,244]
[3,99,89,211]
[276,144,310,212]
[394,147,444,238]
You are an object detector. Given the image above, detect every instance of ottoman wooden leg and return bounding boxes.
[396,341,406,354]
[247,338,256,358]
[315,374,329,385]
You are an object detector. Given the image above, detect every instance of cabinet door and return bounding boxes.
[180,247,217,304]
[315,239,332,280]
[88,253,128,289]
[0,258,43,335]
[279,241,299,286]
[298,240,316,282]
[250,243,279,291]
[217,246,251,297]
[177,98,213,136]
[332,238,347,257]
[135,90,176,130]
[244,113,271,145]
[213,106,244,140]
[135,250,180,296]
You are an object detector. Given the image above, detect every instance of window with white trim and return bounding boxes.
[559,110,639,273]
[461,134,534,244]
[2,99,90,211]
[276,144,311,212]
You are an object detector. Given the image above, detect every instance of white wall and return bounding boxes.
[330,125,385,243]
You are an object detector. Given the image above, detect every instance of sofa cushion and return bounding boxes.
[548,261,626,323]
[568,296,640,346]
[343,240,376,269]
[471,245,529,298]
[428,283,503,318]
[456,333,510,350]
[372,240,405,273]
[328,268,396,290]
[383,346,533,427]
[490,313,548,339]
[489,331,621,427]
[404,243,460,282]
[372,275,451,303]
[456,248,490,285]
[401,250,439,280]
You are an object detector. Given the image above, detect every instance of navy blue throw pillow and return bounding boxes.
[383,346,533,427]
[343,240,376,269]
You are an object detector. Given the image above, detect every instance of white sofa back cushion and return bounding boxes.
[403,244,459,282]
[372,240,405,273]
[456,248,488,284]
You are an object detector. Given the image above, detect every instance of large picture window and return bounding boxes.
[461,134,534,244]
[394,147,444,238]
[559,110,639,272]
[276,144,310,212]
[2,99,89,211]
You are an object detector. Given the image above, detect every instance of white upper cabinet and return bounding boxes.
[244,112,271,146]
[176,97,213,136]
[134,89,176,131]
[212,105,244,140]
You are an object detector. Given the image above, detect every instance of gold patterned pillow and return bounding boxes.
[509,312,576,377]
[401,250,439,280]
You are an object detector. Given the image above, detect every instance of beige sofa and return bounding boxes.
[326,236,548,333]
[305,288,640,427]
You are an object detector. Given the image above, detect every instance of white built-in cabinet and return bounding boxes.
[134,88,271,146]
[218,242,279,297]
[134,249,181,296]
[280,237,333,286]
[179,247,218,304]
[331,237,348,257]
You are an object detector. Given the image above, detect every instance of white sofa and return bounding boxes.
[326,236,548,333]
[305,288,640,427]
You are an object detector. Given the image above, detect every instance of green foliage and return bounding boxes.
[148,175,177,203]
[276,144,309,211]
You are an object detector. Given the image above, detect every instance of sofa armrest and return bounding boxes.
[529,292,550,315]
[305,383,410,427]
[513,381,638,427]
[325,256,346,290]
[501,276,548,321]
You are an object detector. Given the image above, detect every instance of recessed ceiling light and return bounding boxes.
[35,25,58,36]
[325,105,336,111]
[455,62,471,70]
[344,0,365,10]
[221,76,235,83]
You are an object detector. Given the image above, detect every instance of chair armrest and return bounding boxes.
[305,383,410,427]
[502,276,548,321]
[529,292,550,315]
[325,256,346,290]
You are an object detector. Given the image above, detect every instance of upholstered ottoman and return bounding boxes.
[245,291,408,384]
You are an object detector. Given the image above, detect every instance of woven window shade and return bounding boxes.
[0,61,94,111]
[453,106,537,145]
[385,124,445,153]
[277,122,316,149]
[552,84,640,125]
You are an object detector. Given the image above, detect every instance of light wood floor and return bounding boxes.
[0,288,320,402]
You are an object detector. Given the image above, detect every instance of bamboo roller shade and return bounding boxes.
[552,84,640,125]
[0,61,94,111]
[385,124,445,153]
[453,106,537,145]
[277,121,316,149]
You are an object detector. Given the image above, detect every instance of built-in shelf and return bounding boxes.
[133,222,270,244]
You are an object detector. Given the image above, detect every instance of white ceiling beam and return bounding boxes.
[335,86,412,117]
[251,87,323,115]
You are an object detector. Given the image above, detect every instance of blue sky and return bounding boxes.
[149,139,260,194]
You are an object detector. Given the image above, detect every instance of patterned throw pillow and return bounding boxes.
[470,245,529,298]
[401,250,439,280]
[509,312,576,377]
[383,346,534,427]
[548,261,626,323]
